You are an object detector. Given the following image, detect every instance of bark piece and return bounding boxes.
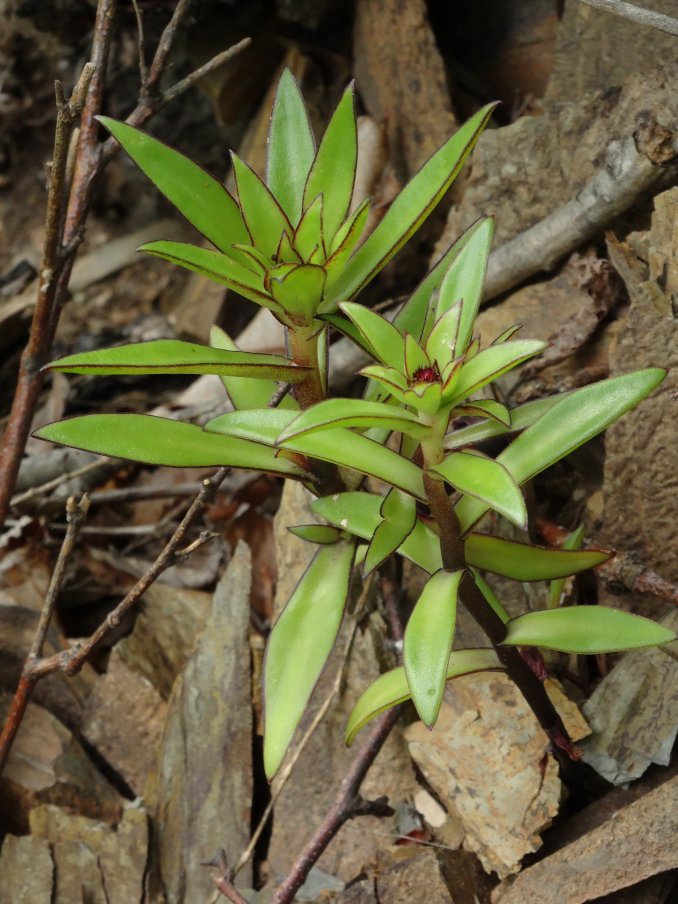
[117,581,212,699]
[81,649,167,795]
[52,841,107,904]
[493,772,678,903]
[581,610,678,785]
[0,834,53,904]
[438,66,677,257]
[545,0,678,104]
[404,672,563,878]
[598,187,678,606]
[0,694,122,835]
[146,541,253,902]
[353,0,456,177]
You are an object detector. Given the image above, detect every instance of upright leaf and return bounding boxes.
[232,153,293,259]
[98,117,250,258]
[266,69,315,224]
[294,194,325,261]
[404,569,463,727]
[304,84,357,242]
[444,340,547,404]
[329,104,495,301]
[363,488,417,576]
[264,539,356,777]
[340,303,406,369]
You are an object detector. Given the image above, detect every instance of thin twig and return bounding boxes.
[577,0,678,36]
[206,850,250,904]
[131,0,149,86]
[162,39,251,107]
[0,494,89,773]
[10,459,110,508]
[27,467,228,681]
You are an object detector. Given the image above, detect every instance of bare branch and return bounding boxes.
[577,0,678,37]
[131,0,149,86]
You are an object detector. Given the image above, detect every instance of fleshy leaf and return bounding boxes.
[403,570,464,727]
[232,153,293,259]
[340,303,405,369]
[465,533,612,581]
[34,414,306,476]
[264,539,356,777]
[329,104,495,300]
[345,648,502,745]
[269,263,326,325]
[47,338,309,382]
[205,408,296,446]
[445,393,571,451]
[266,69,315,225]
[547,524,585,609]
[277,398,430,442]
[436,217,493,356]
[303,84,357,242]
[288,524,343,544]
[426,302,463,370]
[432,450,527,528]
[503,606,676,654]
[363,488,417,576]
[209,327,298,411]
[444,340,547,404]
[294,194,325,262]
[456,369,666,530]
[404,333,430,380]
[471,571,510,624]
[97,117,250,258]
[140,241,282,314]
[453,399,511,428]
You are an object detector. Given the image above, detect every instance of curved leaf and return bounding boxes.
[465,533,612,581]
[232,153,293,259]
[269,263,326,324]
[404,569,463,726]
[340,303,405,369]
[503,606,676,654]
[330,104,495,300]
[277,398,430,442]
[34,414,306,476]
[547,524,585,609]
[294,194,325,261]
[140,241,281,314]
[363,488,417,576]
[264,539,356,777]
[346,648,502,745]
[445,340,547,404]
[287,524,343,544]
[432,450,527,529]
[47,338,309,382]
[266,69,315,225]
[303,84,357,242]
[452,399,511,428]
[97,117,250,258]
[456,368,666,530]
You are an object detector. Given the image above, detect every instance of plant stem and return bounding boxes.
[288,325,326,410]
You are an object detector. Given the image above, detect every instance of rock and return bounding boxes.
[545,0,678,104]
[0,835,54,904]
[117,581,212,699]
[598,187,678,610]
[29,802,149,904]
[581,610,678,785]
[146,541,253,902]
[81,649,166,794]
[0,694,122,835]
[353,0,456,177]
[438,66,677,253]
[404,672,562,878]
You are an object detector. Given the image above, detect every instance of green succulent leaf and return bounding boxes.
[97,117,250,259]
[437,217,493,356]
[277,398,431,442]
[47,338,309,382]
[445,340,547,404]
[452,399,511,428]
[329,104,495,301]
[232,152,293,259]
[205,408,295,446]
[319,312,377,358]
[264,538,356,777]
[209,327,298,411]
[426,303,463,370]
[471,571,511,624]
[266,69,316,225]
[547,524,585,609]
[432,450,527,529]
[34,414,306,476]
[140,241,282,314]
[345,648,502,745]
[444,393,571,451]
[456,368,667,531]
[231,243,270,273]
[465,533,612,581]
[340,303,405,369]
[275,230,303,264]
[403,568,463,726]
[269,263,326,324]
[303,83,357,242]
[363,488,417,576]
[294,194,325,261]
[288,524,344,544]
[503,606,676,654]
